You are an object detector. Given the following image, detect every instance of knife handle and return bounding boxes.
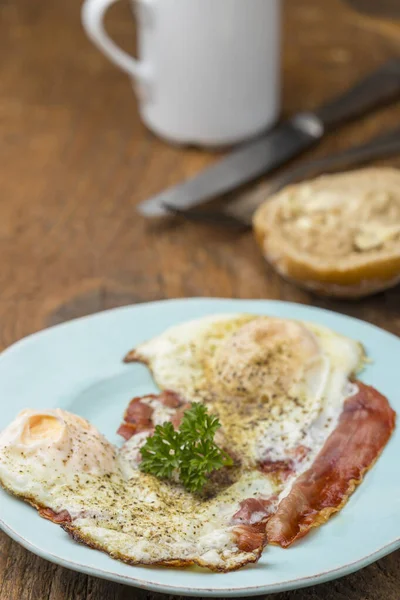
[314,58,400,130]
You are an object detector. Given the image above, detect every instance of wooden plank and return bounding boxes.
[0,0,399,597]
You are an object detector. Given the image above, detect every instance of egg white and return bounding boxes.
[0,409,268,570]
[0,314,365,572]
[129,314,364,465]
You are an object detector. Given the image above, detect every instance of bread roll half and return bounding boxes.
[253,168,400,298]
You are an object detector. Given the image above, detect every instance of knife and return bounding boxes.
[138,58,400,218]
[164,125,400,227]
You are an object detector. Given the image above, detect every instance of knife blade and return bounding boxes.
[139,115,322,217]
[138,58,400,218]
[166,125,400,228]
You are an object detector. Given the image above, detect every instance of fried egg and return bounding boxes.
[0,314,367,572]
[0,409,276,570]
[126,314,364,468]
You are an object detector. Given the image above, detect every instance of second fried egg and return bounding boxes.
[125,314,364,467]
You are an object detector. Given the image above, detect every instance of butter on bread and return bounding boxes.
[253,168,400,298]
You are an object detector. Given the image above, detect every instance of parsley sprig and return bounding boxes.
[140,403,232,492]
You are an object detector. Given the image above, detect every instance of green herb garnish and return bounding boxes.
[140,403,232,492]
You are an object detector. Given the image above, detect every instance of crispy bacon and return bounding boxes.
[125,398,154,425]
[232,525,266,553]
[260,459,294,479]
[232,497,276,524]
[160,390,183,408]
[260,445,310,480]
[231,497,276,552]
[39,508,72,524]
[117,392,190,439]
[117,423,138,441]
[267,382,396,548]
[117,397,154,439]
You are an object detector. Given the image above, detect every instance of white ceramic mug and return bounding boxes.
[82,0,281,146]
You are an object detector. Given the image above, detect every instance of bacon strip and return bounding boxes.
[117,397,155,440]
[117,423,139,441]
[160,390,183,408]
[267,382,396,548]
[117,392,190,440]
[260,459,294,479]
[232,497,276,552]
[232,497,276,524]
[260,445,310,481]
[125,398,154,425]
[39,508,72,524]
[232,525,266,553]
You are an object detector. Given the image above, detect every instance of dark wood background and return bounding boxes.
[0,0,399,598]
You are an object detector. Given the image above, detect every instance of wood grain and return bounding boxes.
[0,0,399,598]
[346,0,400,19]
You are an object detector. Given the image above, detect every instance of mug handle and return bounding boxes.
[81,0,150,82]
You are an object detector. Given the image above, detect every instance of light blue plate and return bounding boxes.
[0,299,399,597]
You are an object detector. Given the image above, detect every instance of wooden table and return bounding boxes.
[1,0,399,598]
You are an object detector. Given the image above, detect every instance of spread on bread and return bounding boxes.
[253,168,400,298]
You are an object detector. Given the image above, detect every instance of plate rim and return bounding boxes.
[0,298,399,597]
[1,297,399,360]
[1,517,399,597]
